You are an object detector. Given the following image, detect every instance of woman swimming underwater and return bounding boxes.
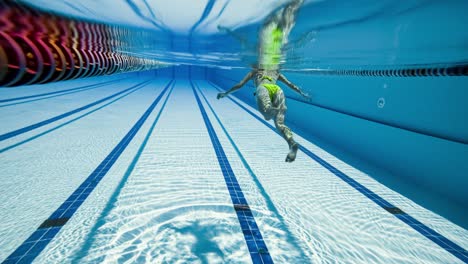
[217,0,309,162]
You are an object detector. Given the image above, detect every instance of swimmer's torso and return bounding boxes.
[253,69,280,87]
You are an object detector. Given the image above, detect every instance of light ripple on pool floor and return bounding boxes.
[8,81,462,263]
[83,205,249,263]
[198,82,463,263]
[72,85,305,263]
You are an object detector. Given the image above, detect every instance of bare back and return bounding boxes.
[253,69,281,87]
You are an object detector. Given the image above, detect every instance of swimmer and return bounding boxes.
[217,0,307,162]
[217,68,309,162]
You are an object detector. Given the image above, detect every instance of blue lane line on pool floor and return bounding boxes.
[195,82,309,262]
[74,81,175,261]
[208,81,468,263]
[0,78,123,104]
[0,80,150,154]
[0,80,124,108]
[191,80,274,264]
[2,80,174,264]
[0,79,151,142]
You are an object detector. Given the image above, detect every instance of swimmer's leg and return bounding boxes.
[277,0,304,32]
[272,89,298,162]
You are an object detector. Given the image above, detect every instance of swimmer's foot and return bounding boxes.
[285,142,299,162]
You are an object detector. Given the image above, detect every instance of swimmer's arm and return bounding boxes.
[217,71,254,99]
[278,73,310,99]
[217,25,254,50]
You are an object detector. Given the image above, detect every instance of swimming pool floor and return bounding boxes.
[0,76,467,263]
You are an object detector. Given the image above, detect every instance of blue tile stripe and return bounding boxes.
[0,80,127,109]
[0,80,148,154]
[2,80,174,264]
[0,78,124,103]
[191,80,274,264]
[209,81,468,263]
[194,82,309,262]
[74,80,175,261]
[0,79,152,142]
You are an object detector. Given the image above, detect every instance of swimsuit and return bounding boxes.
[258,75,280,100]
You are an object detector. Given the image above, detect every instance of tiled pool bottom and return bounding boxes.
[0,77,467,263]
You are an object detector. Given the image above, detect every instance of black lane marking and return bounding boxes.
[209,81,468,263]
[191,80,274,264]
[0,78,123,103]
[0,79,151,142]
[2,80,174,264]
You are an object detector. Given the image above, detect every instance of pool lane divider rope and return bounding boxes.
[0,78,125,104]
[0,79,152,142]
[190,80,274,264]
[289,64,468,77]
[2,80,174,264]
[194,82,309,261]
[208,81,468,263]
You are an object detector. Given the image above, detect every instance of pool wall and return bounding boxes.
[196,66,467,229]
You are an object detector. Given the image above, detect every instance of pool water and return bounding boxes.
[1,1,467,263]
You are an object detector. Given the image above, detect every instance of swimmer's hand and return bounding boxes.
[217,92,227,99]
